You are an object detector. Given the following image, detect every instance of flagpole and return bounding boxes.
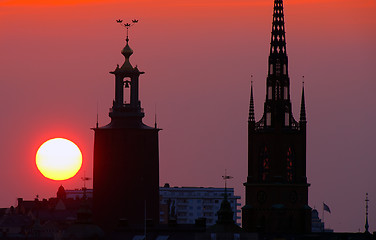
[322,202,325,232]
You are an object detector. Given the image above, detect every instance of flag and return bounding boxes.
[323,202,331,213]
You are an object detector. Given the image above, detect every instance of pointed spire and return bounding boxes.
[365,193,370,233]
[218,172,234,225]
[300,79,306,123]
[249,77,255,123]
[270,0,287,58]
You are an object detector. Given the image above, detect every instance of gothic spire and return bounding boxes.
[365,193,370,233]
[249,79,255,123]
[259,0,293,129]
[300,81,306,123]
[270,0,287,60]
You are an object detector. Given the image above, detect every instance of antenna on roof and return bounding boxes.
[81,171,91,189]
[96,101,99,128]
[154,104,157,129]
[81,171,92,199]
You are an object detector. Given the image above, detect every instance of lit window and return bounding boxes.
[260,146,270,181]
[286,147,294,182]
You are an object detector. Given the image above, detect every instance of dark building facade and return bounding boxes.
[242,0,311,233]
[93,30,160,230]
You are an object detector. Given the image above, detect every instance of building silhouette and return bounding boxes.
[159,184,241,226]
[242,0,311,233]
[92,29,160,231]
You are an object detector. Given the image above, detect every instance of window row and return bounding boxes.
[259,146,295,182]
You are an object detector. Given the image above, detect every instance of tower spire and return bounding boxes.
[249,76,255,123]
[300,79,306,123]
[261,0,293,129]
[110,19,145,124]
[270,0,287,59]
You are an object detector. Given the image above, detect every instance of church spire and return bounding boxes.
[261,0,293,129]
[249,78,255,123]
[300,81,306,123]
[267,0,288,78]
[270,0,287,59]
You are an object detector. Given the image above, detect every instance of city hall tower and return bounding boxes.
[242,0,311,233]
[93,22,160,230]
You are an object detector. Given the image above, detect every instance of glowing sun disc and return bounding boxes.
[36,138,82,180]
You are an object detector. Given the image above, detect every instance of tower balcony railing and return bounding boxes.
[255,116,301,130]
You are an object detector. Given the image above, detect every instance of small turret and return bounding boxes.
[216,192,234,225]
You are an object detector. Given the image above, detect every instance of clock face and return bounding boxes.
[257,191,267,204]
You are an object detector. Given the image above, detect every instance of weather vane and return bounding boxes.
[81,171,92,199]
[222,169,233,190]
[81,171,92,189]
[116,19,139,42]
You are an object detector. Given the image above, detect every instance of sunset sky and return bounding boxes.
[0,0,375,232]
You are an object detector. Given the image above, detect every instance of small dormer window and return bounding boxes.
[285,112,289,126]
[266,112,271,126]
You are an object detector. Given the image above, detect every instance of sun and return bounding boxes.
[36,138,82,180]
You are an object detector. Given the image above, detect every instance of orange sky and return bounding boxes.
[0,0,375,232]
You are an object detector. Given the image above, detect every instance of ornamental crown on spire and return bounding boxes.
[115,19,139,73]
